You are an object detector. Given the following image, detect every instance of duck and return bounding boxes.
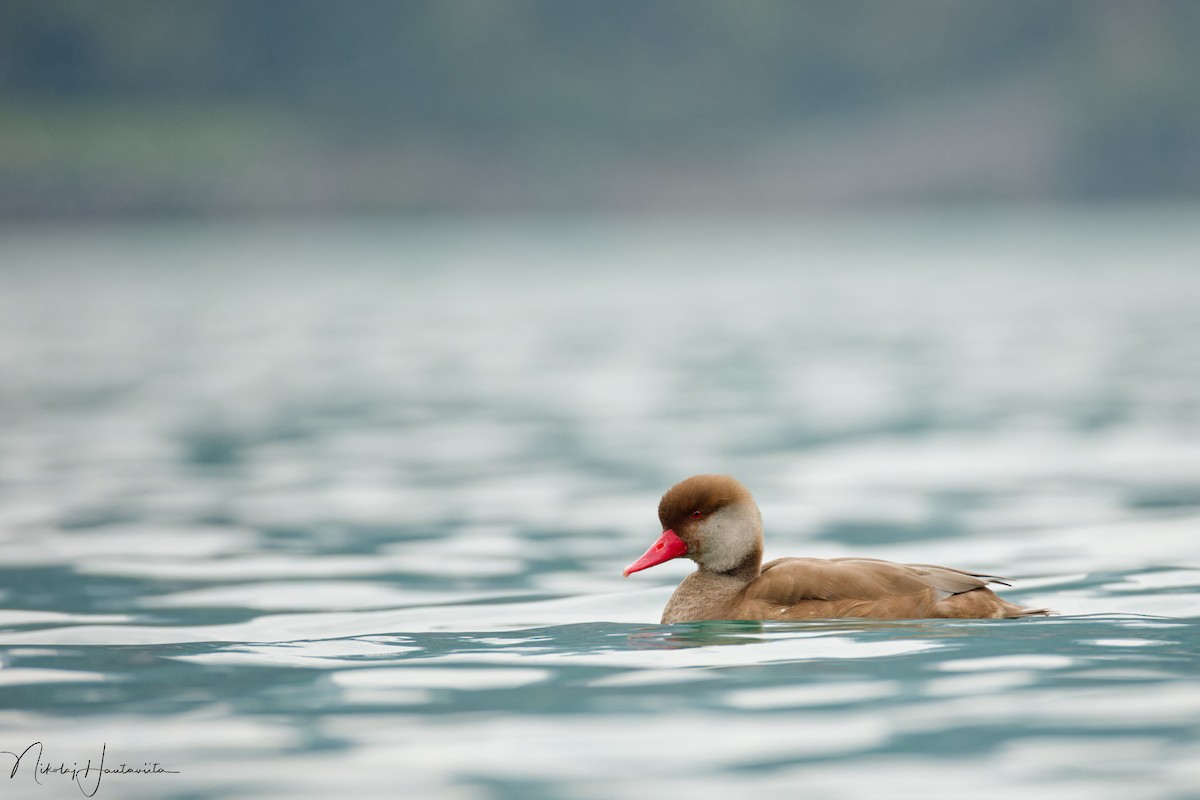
[624,474,1049,623]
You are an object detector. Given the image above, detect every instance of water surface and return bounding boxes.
[1,211,1199,798]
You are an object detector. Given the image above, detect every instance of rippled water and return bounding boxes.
[2,211,1199,799]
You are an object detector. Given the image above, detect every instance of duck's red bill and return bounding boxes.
[623,529,688,577]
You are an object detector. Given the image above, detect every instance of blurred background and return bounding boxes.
[3,4,1200,800]
[2,0,1199,219]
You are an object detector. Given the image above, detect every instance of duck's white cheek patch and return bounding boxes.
[699,505,760,572]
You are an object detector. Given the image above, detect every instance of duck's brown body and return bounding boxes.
[659,556,1038,624]
[625,475,1049,623]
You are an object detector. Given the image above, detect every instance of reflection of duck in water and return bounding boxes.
[625,475,1051,624]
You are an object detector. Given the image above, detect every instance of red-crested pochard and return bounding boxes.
[624,474,1049,623]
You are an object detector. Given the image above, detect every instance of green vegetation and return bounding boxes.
[2,1,1198,217]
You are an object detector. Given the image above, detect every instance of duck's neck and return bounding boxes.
[694,503,764,581]
[708,547,763,582]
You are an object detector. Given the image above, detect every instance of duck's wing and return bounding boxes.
[836,557,1010,593]
[742,557,1033,619]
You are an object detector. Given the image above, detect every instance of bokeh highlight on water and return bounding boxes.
[1,211,1199,799]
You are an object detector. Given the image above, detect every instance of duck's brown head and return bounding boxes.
[623,474,763,578]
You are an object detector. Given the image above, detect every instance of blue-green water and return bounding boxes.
[1,211,1199,799]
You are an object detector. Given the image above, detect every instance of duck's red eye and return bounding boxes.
[691,510,703,519]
